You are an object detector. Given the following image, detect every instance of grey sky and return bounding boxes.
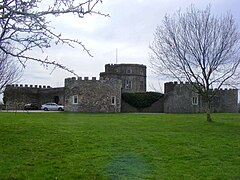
[18,0,240,92]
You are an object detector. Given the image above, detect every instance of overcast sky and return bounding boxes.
[17,0,240,93]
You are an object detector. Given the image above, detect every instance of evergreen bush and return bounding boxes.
[122,92,163,108]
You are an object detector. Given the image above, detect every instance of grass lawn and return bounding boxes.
[0,112,239,179]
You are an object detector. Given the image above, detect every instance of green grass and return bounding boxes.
[0,112,239,179]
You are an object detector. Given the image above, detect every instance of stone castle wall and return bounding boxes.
[211,89,238,113]
[64,77,122,112]
[164,82,201,113]
[3,63,146,112]
[3,63,238,113]
[4,85,40,110]
[4,84,64,110]
[164,82,238,113]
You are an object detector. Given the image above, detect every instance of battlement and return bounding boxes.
[6,84,51,89]
[105,63,146,67]
[164,81,238,93]
[65,76,98,83]
[103,63,146,75]
[165,81,194,85]
[212,88,237,92]
[164,81,186,93]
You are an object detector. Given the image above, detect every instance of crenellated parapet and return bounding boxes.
[164,81,182,93]
[6,84,51,89]
[64,77,98,85]
[164,81,193,93]
[164,81,238,94]
[103,63,146,75]
[64,76,122,87]
[212,88,237,92]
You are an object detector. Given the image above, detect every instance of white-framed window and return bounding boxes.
[125,80,132,89]
[111,96,116,105]
[192,96,198,105]
[72,95,78,104]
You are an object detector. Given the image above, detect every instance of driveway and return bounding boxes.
[0,110,63,113]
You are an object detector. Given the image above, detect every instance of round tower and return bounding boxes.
[100,64,146,93]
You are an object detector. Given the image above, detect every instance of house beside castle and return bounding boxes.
[3,63,239,113]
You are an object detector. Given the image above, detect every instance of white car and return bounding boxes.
[41,103,64,111]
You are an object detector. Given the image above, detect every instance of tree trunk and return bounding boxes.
[206,111,212,122]
[206,99,212,122]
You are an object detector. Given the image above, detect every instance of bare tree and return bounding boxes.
[0,0,108,75]
[0,49,21,94]
[149,5,240,122]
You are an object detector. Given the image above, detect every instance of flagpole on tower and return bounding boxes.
[116,48,118,64]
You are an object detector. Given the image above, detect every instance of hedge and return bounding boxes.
[122,92,163,108]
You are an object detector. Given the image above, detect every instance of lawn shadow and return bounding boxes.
[103,152,153,179]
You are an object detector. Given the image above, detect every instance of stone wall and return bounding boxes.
[211,89,238,113]
[64,77,122,112]
[100,64,146,93]
[4,84,64,110]
[38,88,65,106]
[3,63,238,113]
[164,82,238,113]
[164,82,201,113]
[4,85,39,110]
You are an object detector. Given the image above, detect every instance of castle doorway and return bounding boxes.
[54,96,59,104]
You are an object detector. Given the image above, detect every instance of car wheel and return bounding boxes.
[43,108,48,111]
[58,107,63,111]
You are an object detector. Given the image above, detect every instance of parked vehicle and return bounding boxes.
[24,103,39,110]
[41,103,64,111]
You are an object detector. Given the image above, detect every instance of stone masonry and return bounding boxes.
[100,64,146,93]
[164,82,238,113]
[64,77,122,112]
[3,63,239,113]
[4,84,64,110]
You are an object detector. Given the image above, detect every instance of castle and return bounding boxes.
[3,63,239,113]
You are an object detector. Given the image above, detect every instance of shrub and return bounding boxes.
[122,92,163,108]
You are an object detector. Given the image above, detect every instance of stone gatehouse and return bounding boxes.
[3,63,239,113]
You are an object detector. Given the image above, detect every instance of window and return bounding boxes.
[192,96,198,105]
[126,69,132,74]
[111,96,116,105]
[125,80,132,89]
[72,95,78,104]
